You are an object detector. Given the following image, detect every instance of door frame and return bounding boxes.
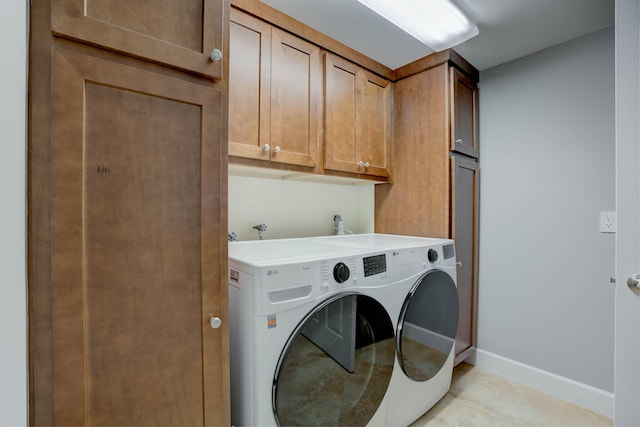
[614,0,640,424]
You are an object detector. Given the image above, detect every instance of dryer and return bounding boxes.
[228,234,458,426]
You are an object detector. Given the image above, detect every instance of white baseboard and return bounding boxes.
[469,349,614,419]
[403,322,454,354]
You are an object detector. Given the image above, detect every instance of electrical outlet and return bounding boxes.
[600,211,616,233]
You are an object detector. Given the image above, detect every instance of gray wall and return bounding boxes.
[478,26,615,391]
[0,0,27,424]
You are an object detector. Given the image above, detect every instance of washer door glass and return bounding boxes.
[397,269,459,382]
[273,293,395,426]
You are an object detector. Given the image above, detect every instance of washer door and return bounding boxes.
[397,269,459,381]
[273,293,395,426]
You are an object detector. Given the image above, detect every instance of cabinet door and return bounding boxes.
[228,9,271,161]
[450,67,479,158]
[324,53,391,178]
[324,53,359,173]
[50,48,228,426]
[358,71,392,178]
[451,154,479,363]
[270,28,320,168]
[51,0,225,80]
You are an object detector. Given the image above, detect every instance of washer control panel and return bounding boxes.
[320,258,358,293]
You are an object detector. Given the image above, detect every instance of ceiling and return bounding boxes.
[260,0,614,71]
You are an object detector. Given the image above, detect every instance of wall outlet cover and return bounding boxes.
[600,211,616,233]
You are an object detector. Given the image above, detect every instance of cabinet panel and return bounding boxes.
[51,0,225,79]
[358,73,391,177]
[50,47,228,426]
[451,67,479,158]
[270,28,320,168]
[324,54,359,172]
[451,154,479,361]
[324,53,391,178]
[375,65,450,238]
[228,9,271,160]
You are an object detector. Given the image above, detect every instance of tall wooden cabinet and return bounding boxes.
[29,1,230,425]
[375,58,479,365]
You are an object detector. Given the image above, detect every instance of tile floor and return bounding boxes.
[411,363,613,427]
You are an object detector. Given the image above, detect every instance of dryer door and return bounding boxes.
[273,293,395,426]
[397,269,459,381]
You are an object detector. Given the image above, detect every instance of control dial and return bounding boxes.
[427,249,439,263]
[333,262,350,283]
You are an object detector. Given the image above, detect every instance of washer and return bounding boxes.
[228,234,458,426]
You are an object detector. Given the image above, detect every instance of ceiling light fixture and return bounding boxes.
[357,0,478,52]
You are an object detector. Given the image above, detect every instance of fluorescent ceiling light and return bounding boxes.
[357,0,479,52]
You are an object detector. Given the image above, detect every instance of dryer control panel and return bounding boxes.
[363,254,387,277]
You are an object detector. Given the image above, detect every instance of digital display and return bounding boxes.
[442,244,455,260]
[363,254,386,277]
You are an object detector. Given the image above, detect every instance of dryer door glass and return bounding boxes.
[397,269,459,382]
[273,293,395,426]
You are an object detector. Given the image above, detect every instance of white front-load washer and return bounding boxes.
[228,234,458,426]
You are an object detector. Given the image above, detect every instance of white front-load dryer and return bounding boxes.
[310,234,459,426]
[228,234,459,427]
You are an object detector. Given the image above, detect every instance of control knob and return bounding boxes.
[333,262,350,283]
[427,249,438,263]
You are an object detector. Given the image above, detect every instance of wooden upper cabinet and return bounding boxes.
[228,9,271,160]
[450,67,479,158]
[269,28,320,168]
[228,9,320,169]
[359,71,392,177]
[324,53,391,178]
[324,54,358,173]
[51,0,226,79]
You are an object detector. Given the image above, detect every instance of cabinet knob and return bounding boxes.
[274,145,281,153]
[263,144,271,151]
[209,49,223,62]
[209,316,222,329]
[456,261,463,268]
[455,138,463,144]
[358,161,370,168]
